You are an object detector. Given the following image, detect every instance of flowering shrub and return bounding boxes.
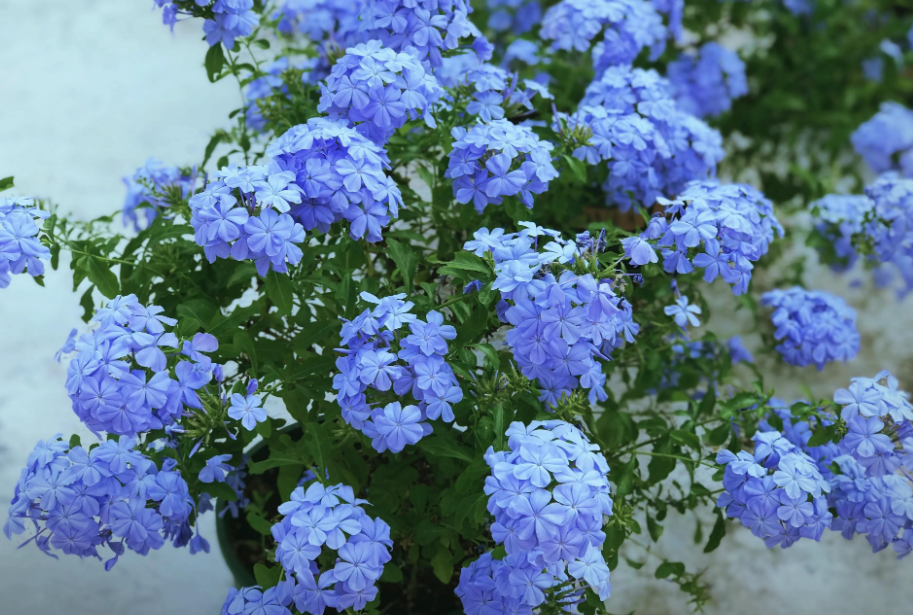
[6,1,913,613]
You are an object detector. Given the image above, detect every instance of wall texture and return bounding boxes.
[1,2,910,614]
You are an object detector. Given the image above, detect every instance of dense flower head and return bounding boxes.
[446,120,558,212]
[5,434,196,567]
[222,585,294,615]
[443,60,553,122]
[360,0,482,68]
[332,292,463,453]
[630,180,784,295]
[273,0,367,76]
[667,42,748,119]
[317,41,445,144]
[191,119,402,275]
[851,102,913,178]
[466,223,638,406]
[61,295,219,437]
[245,57,319,132]
[540,0,666,70]
[809,193,872,272]
[266,482,392,614]
[761,287,860,370]
[716,430,833,549]
[478,420,613,607]
[826,372,913,557]
[487,0,543,34]
[122,158,198,231]
[758,399,841,480]
[568,65,725,211]
[154,1,259,50]
[0,196,50,289]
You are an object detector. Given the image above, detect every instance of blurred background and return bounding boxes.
[1,1,912,614]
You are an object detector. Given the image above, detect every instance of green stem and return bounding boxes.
[634,451,717,469]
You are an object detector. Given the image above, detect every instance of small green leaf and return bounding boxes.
[68,434,81,450]
[305,422,330,478]
[703,512,726,553]
[253,39,270,50]
[418,435,474,463]
[0,176,13,191]
[253,563,282,588]
[671,429,702,451]
[202,131,226,168]
[203,481,238,502]
[80,256,119,299]
[204,44,226,83]
[625,558,645,570]
[706,422,731,446]
[431,546,454,584]
[562,154,588,183]
[387,238,418,293]
[647,514,664,542]
[380,563,404,583]
[654,561,685,579]
[807,424,835,447]
[233,330,259,376]
[265,270,295,315]
[247,512,274,536]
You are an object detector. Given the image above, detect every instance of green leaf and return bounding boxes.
[387,238,417,293]
[562,154,588,183]
[202,131,226,168]
[806,424,835,448]
[0,176,13,191]
[431,546,454,584]
[492,403,506,451]
[625,558,645,570]
[80,256,119,299]
[304,422,330,478]
[253,563,282,589]
[418,435,474,463]
[204,481,238,502]
[414,520,449,546]
[670,429,702,451]
[380,562,404,583]
[706,422,731,447]
[265,270,295,315]
[654,561,685,579]
[253,39,270,50]
[703,512,726,553]
[278,463,305,501]
[177,298,218,325]
[204,44,226,83]
[247,512,274,536]
[472,343,500,371]
[233,330,259,376]
[441,252,491,278]
[68,434,81,450]
[255,416,272,439]
[647,514,664,542]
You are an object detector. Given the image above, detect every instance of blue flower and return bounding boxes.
[199,455,235,484]
[0,196,50,288]
[668,42,748,118]
[120,158,198,231]
[852,102,913,178]
[318,42,444,144]
[762,287,860,370]
[446,121,558,213]
[228,393,266,430]
[664,295,701,329]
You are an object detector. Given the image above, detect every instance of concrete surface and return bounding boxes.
[0,2,911,614]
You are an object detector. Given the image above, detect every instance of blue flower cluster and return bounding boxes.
[5,435,195,567]
[628,180,784,295]
[761,287,860,370]
[568,65,725,211]
[758,400,840,481]
[810,176,913,296]
[270,482,393,613]
[332,292,463,453]
[465,224,637,406]
[317,41,445,144]
[446,120,558,212]
[447,62,553,122]
[361,0,481,68]
[851,102,913,178]
[122,158,198,231]
[154,1,259,50]
[245,57,318,132]
[0,196,50,289]
[827,372,913,557]
[667,42,748,119]
[273,0,367,74]
[222,585,294,615]
[540,0,666,70]
[716,430,832,549]
[809,193,871,272]
[487,0,542,34]
[465,420,613,612]
[63,295,219,436]
[191,119,402,275]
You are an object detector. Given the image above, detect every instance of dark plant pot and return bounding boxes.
[214,426,464,614]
